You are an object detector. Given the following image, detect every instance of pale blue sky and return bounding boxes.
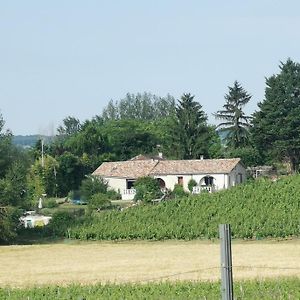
[1,1,300,135]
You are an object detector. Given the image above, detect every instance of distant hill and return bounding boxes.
[12,135,53,148]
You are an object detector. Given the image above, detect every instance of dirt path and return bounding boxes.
[0,239,299,287]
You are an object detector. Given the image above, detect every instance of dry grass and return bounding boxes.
[0,239,300,287]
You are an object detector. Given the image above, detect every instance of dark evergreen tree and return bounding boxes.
[173,93,209,159]
[214,81,252,149]
[252,59,300,172]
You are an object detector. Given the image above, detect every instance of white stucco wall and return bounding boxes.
[98,162,246,199]
[154,173,229,192]
[103,177,136,200]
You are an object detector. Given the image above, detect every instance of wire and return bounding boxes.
[135,265,300,283]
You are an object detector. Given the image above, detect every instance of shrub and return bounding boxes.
[88,193,111,211]
[134,176,162,203]
[48,211,77,236]
[106,189,121,200]
[80,176,107,201]
[188,179,197,192]
[171,184,189,198]
[43,198,59,208]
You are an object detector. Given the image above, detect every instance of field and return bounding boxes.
[1,239,300,287]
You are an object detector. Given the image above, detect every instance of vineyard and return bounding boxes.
[68,175,300,240]
[1,278,299,299]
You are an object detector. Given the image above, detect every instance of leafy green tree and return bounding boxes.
[57,116,81,136]
[252,59,300,172]
[56,152,84,196]
[214,81,252,149]
[0,113,14,178]
[134,176,162,203]
[65,122,109,157]
[0,207,21,244]
[101,120,158,160]
[28,155,59,198]
[79,176,108,201]
[101,92,176,121]
[0,161,28,207]
[172,93,209,159]
[224,146,262,167]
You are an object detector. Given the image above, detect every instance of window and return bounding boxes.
[238,173,243,183]
[126,179,135,189]
[178,176,183,186]
[204,176,214,186]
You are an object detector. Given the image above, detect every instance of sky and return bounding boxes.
[1,1,300,135]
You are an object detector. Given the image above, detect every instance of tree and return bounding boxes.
[56,152,84,196]
[57,116,81,136]
[101,92,176,121]
[0,161,28,207]
[172,93,209,159]
[0,112,14,178]
[252,59,300,172]
[0,207,21,244]
[79,176,108,201]
[214,81,252,149]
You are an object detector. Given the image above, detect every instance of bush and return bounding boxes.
[134,177,162,203]
[43,198,59,208]
[171,184,188,198]
[188,179,197,192]
[88,193,111,211]
[48,210,78,236]
[106,189,121,200]
[80,176,107,201]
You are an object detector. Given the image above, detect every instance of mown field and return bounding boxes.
[1,240,300,286]
[1,278,300,300]
[68,176,300,241]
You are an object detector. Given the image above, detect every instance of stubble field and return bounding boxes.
[0,239,299,288]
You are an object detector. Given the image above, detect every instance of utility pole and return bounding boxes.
[219,224,234,300]
[41,139,44,168]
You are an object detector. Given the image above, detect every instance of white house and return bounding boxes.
[92,157,246,200]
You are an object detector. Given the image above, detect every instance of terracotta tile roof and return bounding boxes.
[92,158,241,178]
[149,158,241,175]
[92,160,159,178]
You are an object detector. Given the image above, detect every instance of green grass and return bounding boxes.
[68,175,300,241]
[0,278,299,299]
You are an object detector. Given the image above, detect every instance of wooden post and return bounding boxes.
[219,224,233,300]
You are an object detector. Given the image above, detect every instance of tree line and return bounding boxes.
[1,58,300,242]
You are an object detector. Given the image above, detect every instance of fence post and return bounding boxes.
[219,224,234,300]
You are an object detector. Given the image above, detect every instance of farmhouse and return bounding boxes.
[93,156,246,200]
